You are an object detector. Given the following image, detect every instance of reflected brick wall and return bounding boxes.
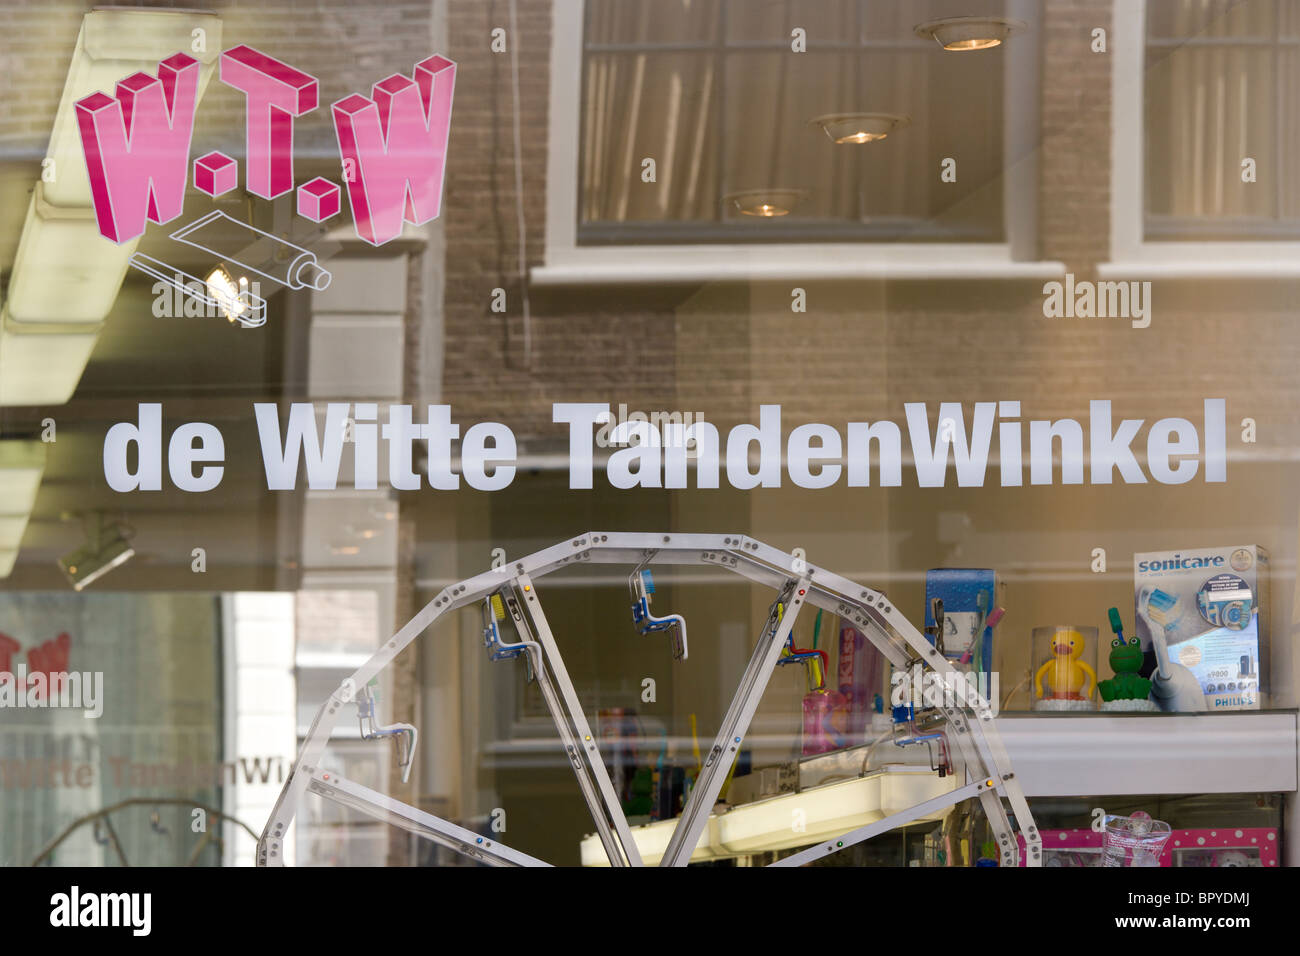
[441,0,679,436]
[436,0,1299,463]
[0,0,441,156]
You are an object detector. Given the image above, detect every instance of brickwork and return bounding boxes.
[0,0,442,158]
[436,0,1115,433]
[440,0,679,437]
[5,1,1295,443]
[1039,0,1113,273]
[437,0,1298,455]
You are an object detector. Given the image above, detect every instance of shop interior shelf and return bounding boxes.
[995,710,1298,797]
[576,711,1297,865]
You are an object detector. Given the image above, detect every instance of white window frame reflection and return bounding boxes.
[538,0,1062,284]
[1105,0,1300,278]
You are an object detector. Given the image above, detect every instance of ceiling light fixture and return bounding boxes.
[723,189,809,218]
[913,16,1026,51]
[205,266,253,325]
[0,9,222,406]
[58,512,136,591]
[809,112,911,145]
[0,441,47,578]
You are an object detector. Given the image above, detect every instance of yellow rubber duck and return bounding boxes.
[1035,628,1096,700]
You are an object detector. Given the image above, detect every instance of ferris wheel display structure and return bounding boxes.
[258,532,1041,868]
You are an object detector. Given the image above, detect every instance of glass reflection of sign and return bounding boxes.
[0,631,71,699]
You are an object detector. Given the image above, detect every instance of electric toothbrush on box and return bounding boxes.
[1137,586,1206,712]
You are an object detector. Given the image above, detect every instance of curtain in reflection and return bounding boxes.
[583,0,721,222]
[580,0,1005,234]
[1146,0,1300,226]
[583,51,720,222]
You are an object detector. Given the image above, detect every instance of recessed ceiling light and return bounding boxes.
[809,112,911,144]
[724,189,809,217]
[914,16,1026,51]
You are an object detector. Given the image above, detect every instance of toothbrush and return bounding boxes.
[1108,606,1126,643]
[1143,586,1182,631]
[1139,590,1207,712]
[967,589,991,668]
[969,591,988,667]
[961,606,1004,665]
[1138,588,1181,683]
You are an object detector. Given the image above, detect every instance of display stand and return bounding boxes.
[257,533,1042,867]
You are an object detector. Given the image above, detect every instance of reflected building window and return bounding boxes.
[1146,0,1300,238]
[579,0,1013,243]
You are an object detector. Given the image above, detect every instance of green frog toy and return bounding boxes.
[1098,607,1152,703]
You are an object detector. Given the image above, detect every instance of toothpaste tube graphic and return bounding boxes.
[170,210,333,291]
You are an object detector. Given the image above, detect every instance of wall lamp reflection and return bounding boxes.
[809,112,910,144]
[58,512,136,591]
[724,188,810,218]
[914,16,1025,51]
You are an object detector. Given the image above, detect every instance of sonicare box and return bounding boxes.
[1133,546,1270,711]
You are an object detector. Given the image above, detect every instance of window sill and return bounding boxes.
[531,244,1066,286]
[1100,241,1300,279]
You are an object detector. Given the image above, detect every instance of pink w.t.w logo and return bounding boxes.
[75,53,201,244]
[74,47,455,248]
[333,56,456,246]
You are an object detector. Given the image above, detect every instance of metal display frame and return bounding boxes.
[258,532,1042,867]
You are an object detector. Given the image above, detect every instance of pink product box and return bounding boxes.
[1016,827,1279,867]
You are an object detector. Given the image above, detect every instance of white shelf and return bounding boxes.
[996,712,1298,797]
[579,767,957,866]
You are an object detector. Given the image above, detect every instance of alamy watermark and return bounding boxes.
[50,886,151,936]
[595,403,707,454]
[1042,273,1151,329]
[0,668,103,718]
[890,668,1000,717]
[151,276,263,320]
